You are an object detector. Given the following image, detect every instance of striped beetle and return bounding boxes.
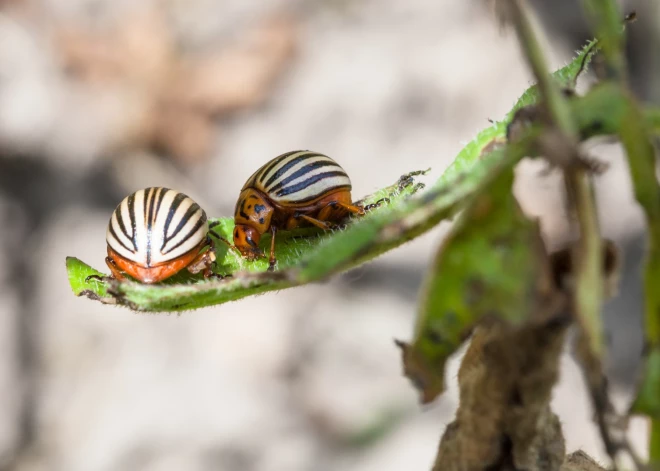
[99,187,216,283]
[225,150,387,270]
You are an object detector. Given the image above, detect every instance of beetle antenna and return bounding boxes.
[210,230,242,255]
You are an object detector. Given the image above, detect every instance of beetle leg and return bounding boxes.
[268,226,277,271]
[330,201,365,216]
[316,202,359,223]
[187,236,218,278]
[105,256,126,281]
[295,213,340,231]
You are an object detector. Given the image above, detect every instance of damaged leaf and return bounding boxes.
[397,166,554,404]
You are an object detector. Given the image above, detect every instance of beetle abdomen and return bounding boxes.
[106,187,208,267]
[243,150,352,205]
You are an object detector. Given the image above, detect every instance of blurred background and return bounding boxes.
[0,0,657,470]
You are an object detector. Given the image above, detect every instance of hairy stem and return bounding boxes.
[580,0,627,82]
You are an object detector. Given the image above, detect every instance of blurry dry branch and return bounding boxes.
[561,451,607,471]
[55,8,297,163]
[434,317,569,471]
[433,242,621,471]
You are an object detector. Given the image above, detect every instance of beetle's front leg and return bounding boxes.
[105,256,125,281]
[316,202,359,223]
[188,236,221,279]
[268,226,277,272]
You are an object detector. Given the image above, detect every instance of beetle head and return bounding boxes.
[233,224,264,260]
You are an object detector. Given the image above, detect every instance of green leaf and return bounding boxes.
[66,38,599,313]
[67,257,109,299]
[396,163,552,404]
[631,347,660,419]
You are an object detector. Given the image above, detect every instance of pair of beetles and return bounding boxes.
[101,150,385,284]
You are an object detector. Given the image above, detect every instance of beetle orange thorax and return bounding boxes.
[234,188,274,234]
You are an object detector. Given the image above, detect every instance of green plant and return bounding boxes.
[67,0,660,468]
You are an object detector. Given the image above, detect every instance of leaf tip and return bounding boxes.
[395,338,445,405]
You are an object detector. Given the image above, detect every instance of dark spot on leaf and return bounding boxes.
[561,87,576,98]
[480,138,505,158]
[465,278,486,306]
[586,120,604,134]
[442,310,460,330]
[426,330,444,344]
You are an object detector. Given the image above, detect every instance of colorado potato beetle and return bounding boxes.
[226,150,386,269]
[99,187,216,283]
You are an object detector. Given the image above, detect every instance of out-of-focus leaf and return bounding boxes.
[397,167,552,404]
[631,347,660,418]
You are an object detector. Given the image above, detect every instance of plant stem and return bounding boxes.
[566,171,604,355]
[580,0,627,83]
[510,0,605,358]
[508,0,577,138]
[508,0,624,467]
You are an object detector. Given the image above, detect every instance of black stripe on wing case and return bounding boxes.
[268,160,341,193]
[127,192,138,251]
[163,216,206,255]
[154,188,169,223]
[109,223,134,253]
[162,192,187,249]
[289,184,350,204]
[275,170,347,197]
[257,150,302,185]
[146,188,159,265]
[115,204,131,242]
[263,153,320,190]
[166,204,202,247]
